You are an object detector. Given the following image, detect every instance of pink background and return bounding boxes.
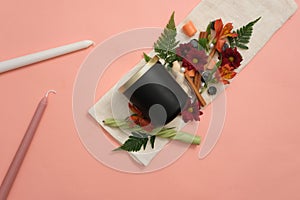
[1,0,300,199]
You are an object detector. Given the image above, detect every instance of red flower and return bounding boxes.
[185,48,208,72]
[181,100,203,123]
[182,59,195,71]
[214,19,238,52]
[220,47,243,69]
[215,64,237,84]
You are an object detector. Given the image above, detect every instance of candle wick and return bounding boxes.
[45,90,57,98]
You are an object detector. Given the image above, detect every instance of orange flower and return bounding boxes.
[216,64,237,84]
[214,19,238,52]
[128,103,153,131]
[128,103,143,116]
[130,115,151,127]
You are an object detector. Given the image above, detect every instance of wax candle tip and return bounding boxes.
[45,90,57,97]
[85,40,95,46]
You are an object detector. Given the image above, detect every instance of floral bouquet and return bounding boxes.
[103,12,260,152]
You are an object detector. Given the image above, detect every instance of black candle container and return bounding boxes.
[119,56,188,126]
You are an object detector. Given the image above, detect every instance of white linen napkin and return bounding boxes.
[89,0,297,166]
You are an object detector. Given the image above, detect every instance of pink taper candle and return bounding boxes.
[0,90,56,200]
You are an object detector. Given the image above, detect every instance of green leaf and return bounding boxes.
[198,38,208,51]
[166,12,176,30]
[216,60,222,67]
[104,118,202,150]
[115,132,154,152]
[150,135,156,149]
[142,138,148,150]
[229,17,261,50]
[237,43,249,50]
[143,52,151,62]
[210,59,222,76]
[154,12,180,67]
[206,22,212,35]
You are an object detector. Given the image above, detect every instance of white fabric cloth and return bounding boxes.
[89,0,297,166]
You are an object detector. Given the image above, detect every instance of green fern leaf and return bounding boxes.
[229,17,261,50]
[154,12,180,67]
[237,43,249,50]
[150,135,156,149]
[143,52,151,62]
[114,132,154,152]
[166,12,176,30]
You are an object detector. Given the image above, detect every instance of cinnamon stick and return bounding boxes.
[193,71,201,91]
[193,71,199,86]
[198,73,202,91]
[185,72,206,107]
[199,31,208,39]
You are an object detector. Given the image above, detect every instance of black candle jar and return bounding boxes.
[119,56,188,126]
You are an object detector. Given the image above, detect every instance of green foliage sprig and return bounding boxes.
[143,52,151,62]
[114,132,156,152]
[229,17,261,49]
[103,118,201,152]
[154,12,180,67]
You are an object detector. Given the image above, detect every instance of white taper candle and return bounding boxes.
[0,40,94,73]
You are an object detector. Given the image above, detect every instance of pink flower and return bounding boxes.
[176,43,194,58]
[185,48,208,72]
[181,100,203,123]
